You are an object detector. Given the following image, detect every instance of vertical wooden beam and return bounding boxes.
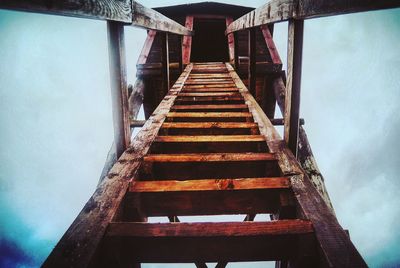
[182,16,194,65]
[137,30,156,65]
[248,28,256,95]
[284,19,304,157]
[161,32,170,94]
[226,17,235,65]
[107,21,130,158]
[178,35,184,73]
[234,32,239,69]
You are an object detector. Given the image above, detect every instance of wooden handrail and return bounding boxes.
[0,0,193,35]
[226,0,400,34]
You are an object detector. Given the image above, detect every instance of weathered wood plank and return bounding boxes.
[131,1,193,35]
[42,64,193,267]
[181,88,239,92]
[161,32,170,94]
[167,112,252,118]
[108,220,313,237]
[248,28,257,94]
[161,122,257,129]
[261,25,282,65]
[284,19,304,157]
[144,152,276,162]
[182,16,194,64]
[128,79,144,120]
[171,104,247,110]
[127,187,285,216]
[155,135,265,142]
[0,0,132,22]
[226,17,236,65]
[137,30,156,65]
[107,21,130,158]
[183,84,236,89]
[226,0,400,33]
[271,118,305,125]
[130,177,290,192]
[178,92,241,97]
[104,220,315,262]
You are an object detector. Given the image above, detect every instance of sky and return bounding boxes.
[0,1,399,267]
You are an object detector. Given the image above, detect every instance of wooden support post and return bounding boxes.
[178,35,184,73]
[248,28,256,95]
[284,19,304,157]
[226,17,235,65]
[107,21,130,158]
[182,16,194,65]
[234,32,239,69]
[161,32,170,94]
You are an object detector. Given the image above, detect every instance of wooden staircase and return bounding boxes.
[94,62,337,267]
[44,62,366,268]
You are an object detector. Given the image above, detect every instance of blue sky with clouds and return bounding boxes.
[0,1,399,267]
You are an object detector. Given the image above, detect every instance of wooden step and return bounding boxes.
[159,122,259,135]
[150,139,268,153]
[126,177,291,216]
[178,92,241,97]
[171,104,248,112]
[140,153,281,180]
[183,84,236,88]
[131,177,290,192]
[174,98,245,106]
[144,152,276,162]
[104,220,315,262]
[154,135,265,142]
[166,112,253,122]
[181,88,239,92]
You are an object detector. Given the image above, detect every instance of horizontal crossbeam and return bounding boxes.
[0,0,193,35]
[226,0,400,33]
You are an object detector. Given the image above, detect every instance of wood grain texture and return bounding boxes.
[137,30,156,65]
[130,177,290,192]
[103,220,315,262]
[107,21,130,158]
[182,16,194,64]
[42,64,193,268]
[144,152,277,162]
[0,0,132,22]
[261,25,282,65]
[132,1,193,35]
[107,220,313,237]
[154,135,265,142]
[226,17,236,65]
[284,19,304,157]
[226,0,400,33]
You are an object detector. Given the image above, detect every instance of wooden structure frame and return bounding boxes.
[2,0,399,267]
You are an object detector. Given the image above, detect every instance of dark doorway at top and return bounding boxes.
[191,18,229,63]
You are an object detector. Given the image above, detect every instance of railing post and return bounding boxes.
[107,21,130,158]
[248,28,256,95]
[284,19,304,157]
[178,35,184,73]
[161,32,170,94]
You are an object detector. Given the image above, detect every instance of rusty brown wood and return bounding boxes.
[43,64,193,267]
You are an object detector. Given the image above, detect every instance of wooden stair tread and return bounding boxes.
[178,92,241,97]
[167,112,252,118]
[171,104,247,110]
[130,177,290,192]
[144,153,276,162]
[155,135,265,142]
[107,220,313,237]
[161,122,257,128]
